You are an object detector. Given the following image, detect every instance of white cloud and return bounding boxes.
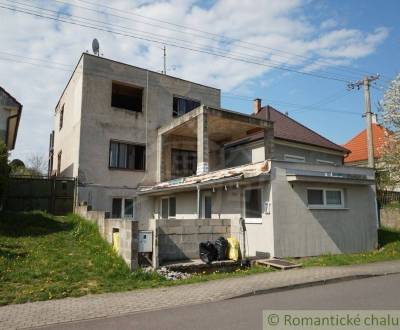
[0,0,389,161]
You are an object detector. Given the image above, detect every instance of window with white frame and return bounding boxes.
[307,188,344,208]
[244,188,262,223]
[317,159,335,165]
[161,197,176,219]
[112,197,135,218]
[284,154,305,163]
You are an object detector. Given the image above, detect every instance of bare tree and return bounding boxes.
[27,153,47,176]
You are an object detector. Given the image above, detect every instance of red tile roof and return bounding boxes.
[343,123,389,163]
[226,106,348,153]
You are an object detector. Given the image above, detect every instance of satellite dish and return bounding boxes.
[92,38,100,56]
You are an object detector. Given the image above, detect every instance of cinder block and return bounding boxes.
[198,225,212,233]
[183,226,199,234]
[209,219,223,226]
[222,219,231,226]
[212,225,227,234]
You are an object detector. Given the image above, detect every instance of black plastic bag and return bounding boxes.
[214,236,228,261]
[199,241,218,264]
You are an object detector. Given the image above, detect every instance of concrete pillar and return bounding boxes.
[197,112,209,174]
[129,220,139,271]
[264,126,274,160]
[156,134,165,182]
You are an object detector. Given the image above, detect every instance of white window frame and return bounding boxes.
[284,154,306,163]
[160,196,176,219]
[317,159,335,165]
[243,186,264,224]
[306,188,345,209]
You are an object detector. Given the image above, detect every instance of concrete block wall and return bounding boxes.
[157,218,231,263]
[380,208,400,231]
[75,205,138,270]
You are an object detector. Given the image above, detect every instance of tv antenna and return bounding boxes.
[92,38,100,56]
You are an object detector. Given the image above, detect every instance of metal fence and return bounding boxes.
[377,190,400,208]
[4,175,76,215]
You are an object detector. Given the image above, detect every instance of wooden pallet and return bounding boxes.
[256,258,302,270]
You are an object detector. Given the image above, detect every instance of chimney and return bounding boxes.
[371,113,377,124]
[253,98,261,114]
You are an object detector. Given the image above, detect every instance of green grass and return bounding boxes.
[1,212,400,306]
[0,212,272,306]
[294,227,400,267]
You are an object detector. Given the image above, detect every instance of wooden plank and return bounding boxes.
[256,258,302,270]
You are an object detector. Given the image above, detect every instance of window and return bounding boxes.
[109,141,146,170]
[57,151,62,175]
[171,149,197,178]
[317,159,335,165]
[173,96,200,117]
[112,198,122,218]
[59,105,64,130]
[161,197,176,219]
[244,188,262,222]
[284,154,305,163]
[307,188,344,208]
[112,198,135,218]
[111,82,143,112]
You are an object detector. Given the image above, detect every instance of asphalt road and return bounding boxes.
[43,273,400,330]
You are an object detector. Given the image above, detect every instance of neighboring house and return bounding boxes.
[0,86,22,150]
[343,118,389,167]
[52,53,378,263]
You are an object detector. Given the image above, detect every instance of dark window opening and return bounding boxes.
[169,197,176,217]
[161,197,176,219]
[307,189,324,205]
[57,151,62,176]
[171,149,197,178]
[173,96,200,117]
[109,141,146,170]
[59,105,64,130]
[111,82,143,112]
[124,199,134,217]
[112,198,122,218]
[245,188,262,219]
[204,195,212,219]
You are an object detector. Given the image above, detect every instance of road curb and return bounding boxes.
[228,271,400,300]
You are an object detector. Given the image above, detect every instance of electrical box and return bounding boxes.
[138,231,153,253]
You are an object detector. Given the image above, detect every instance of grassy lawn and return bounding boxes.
[1,212,400,306]
[0,212,271,306]
[295,227,400,267]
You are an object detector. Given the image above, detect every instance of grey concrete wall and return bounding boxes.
[270,162,378,257]
[156,218,231,263]
[225,139,343,167]
[52,58,84,177]
[380,208,400,230]
[75,205,139,270]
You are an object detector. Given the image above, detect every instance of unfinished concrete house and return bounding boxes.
[53,53,378,268]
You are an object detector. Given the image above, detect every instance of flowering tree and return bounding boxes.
[379,73,400,190]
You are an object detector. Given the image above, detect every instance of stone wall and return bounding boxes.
[380,208,400,231]
[156,218,231,263]
[75,205,138,270]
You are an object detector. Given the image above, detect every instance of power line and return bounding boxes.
[4,0,356,82]
[60,0,382,80]
[0,3,352,83]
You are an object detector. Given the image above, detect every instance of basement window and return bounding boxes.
[161,197,176,219]
[109,141,146,171]
[173,96,200,117]
[307,188,344,209]
[244,188,262,223]
[112,198,135,218]
[111,82,143,112]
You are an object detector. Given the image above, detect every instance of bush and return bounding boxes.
[0,142,9,202]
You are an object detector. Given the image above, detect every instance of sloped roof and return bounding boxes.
[343,123,389,163]
[226,106,348,153]
[138,161,271,194]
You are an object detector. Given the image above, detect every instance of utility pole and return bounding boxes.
[163,45,167,75]
[347,74,380,168]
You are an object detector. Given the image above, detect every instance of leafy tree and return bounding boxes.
[379,73,400,190]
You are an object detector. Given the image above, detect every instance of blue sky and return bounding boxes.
[0,0,399,162]
[222,0,400,145]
